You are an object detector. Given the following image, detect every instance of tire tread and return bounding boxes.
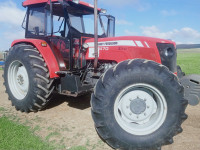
[3,43,55,113]
[91,59,188,150]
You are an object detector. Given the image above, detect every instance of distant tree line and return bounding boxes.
[177,44,200,49]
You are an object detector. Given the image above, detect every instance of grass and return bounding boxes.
[177,52,200,75]
[0,116,55,150]
[45,131,61,141]
[68,146,87,150]
[0,107,6,111]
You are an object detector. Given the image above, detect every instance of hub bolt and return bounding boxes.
[17,75,24,85]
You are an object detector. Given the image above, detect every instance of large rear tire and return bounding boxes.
[91,59,188,150]
[3,44,55,112]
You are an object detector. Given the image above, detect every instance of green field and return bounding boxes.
[177,49,200,75]
[0,116,55,150]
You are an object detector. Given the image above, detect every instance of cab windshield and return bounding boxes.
[69,13,106,36]
[64,2,115,37]
[24,2,115,38]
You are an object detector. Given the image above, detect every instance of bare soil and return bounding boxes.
[0,70,200,150]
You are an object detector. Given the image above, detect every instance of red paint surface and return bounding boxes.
[84,36,176,64]
[11,36,176,78]
[23,0,101,11]
[12,39,60,78]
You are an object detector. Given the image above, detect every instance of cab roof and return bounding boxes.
[23,0,100,10]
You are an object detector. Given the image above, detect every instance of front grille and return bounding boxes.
[156,43,177,73]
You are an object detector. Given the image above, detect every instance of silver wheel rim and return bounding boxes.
[8,60,29,100]
[114,83,167,136]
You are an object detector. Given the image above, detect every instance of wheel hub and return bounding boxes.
[17,75,24,85]
[114,84,167,136]
[8,61,29,100]
[16,66,29,92]
[130,98,146,115]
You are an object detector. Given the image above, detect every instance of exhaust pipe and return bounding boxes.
[94,0,98,71]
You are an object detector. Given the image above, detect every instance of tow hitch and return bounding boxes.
[180,74,200,106]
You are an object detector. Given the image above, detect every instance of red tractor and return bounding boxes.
[3,0,200,149]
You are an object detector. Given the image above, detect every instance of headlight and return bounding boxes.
[157,43,177,73]
[83,43,89,49]
[164,47,174,57]
[101,9,107,14]
[72,0,79,4]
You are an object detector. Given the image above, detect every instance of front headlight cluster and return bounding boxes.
[164,47,174,57]
[72,0,79,4]
[157,43,177,73]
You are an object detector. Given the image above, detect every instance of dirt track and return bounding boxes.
[0,70,200,150]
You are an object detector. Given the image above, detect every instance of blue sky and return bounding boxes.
[0,0,200,50]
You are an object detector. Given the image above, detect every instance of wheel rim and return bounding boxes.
[8,60,29,100]
[114,83,167,136]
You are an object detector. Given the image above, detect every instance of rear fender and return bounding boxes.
[11,39,60,78]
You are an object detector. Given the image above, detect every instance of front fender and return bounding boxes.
[12,39,60,78]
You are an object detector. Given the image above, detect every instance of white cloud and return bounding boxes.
[3,30,24,41]
[124,29,138,36]
[116,19,133,25]
[0,1,25,50]
[0,27,25,51]
[140,26,200,44]
[99,0,150,11]
[0,1,26,26]
[161,10,177,16]
[101,0,138,6]
[69,0,150,11]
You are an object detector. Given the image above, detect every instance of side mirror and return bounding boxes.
[107,15,115,37]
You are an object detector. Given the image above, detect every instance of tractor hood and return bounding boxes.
[85,36,176,49]
[84,36,176,64]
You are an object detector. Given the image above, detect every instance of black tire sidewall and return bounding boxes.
[95,65,183,147]
[4,46,38,109]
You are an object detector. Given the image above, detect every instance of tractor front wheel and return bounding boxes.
[91,59,188,150]
[3,44,55,112]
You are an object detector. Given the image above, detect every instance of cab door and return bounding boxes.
[48,16,71,70]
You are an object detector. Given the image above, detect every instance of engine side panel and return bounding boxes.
[85,36,176,64]
[11,39,60,78]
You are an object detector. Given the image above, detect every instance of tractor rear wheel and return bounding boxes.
[3,44,55,112]
[91,59,188,150]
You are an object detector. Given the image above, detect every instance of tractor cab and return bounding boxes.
[22,0,115,70]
